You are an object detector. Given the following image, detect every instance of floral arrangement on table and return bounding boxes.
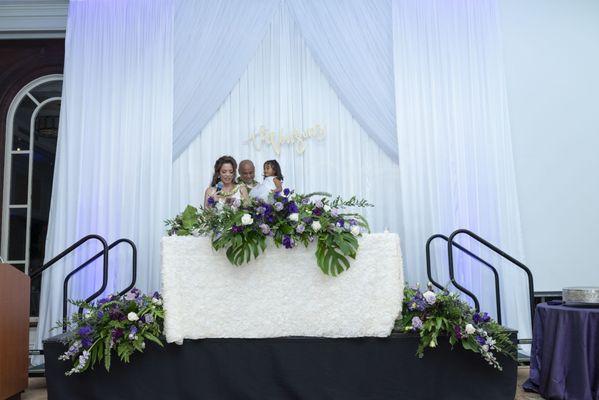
[165,189,372,276]
[396,284,517,370]
[56,289,164,375]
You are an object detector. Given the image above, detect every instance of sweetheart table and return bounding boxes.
[161,233,404,343]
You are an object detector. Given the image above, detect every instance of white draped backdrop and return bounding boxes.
[36,0,531,354]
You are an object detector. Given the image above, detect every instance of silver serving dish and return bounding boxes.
[562,287,599,307]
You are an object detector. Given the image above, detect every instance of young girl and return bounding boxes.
[250,160,283,201]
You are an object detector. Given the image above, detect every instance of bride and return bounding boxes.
[204,155,249,208]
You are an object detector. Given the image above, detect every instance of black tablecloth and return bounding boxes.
[45,332,517,400]
[524,303,599,399]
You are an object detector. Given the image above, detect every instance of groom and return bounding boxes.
[237,159,258,191]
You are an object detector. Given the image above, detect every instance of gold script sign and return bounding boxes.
[246,125,326,155]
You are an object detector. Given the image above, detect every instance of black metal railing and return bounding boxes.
[30,235,138,332]
[425,233,502,324]
[30,234,109,331]
[63,238,137,326]
[447,229,535,328]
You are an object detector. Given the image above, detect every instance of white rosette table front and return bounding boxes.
[161,233,404,343]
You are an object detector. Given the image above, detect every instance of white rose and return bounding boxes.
[127,312,139,322]
[288,213,299,222]
[311,221,322,232]
[481,344,489,352]
[350,225,361,236]
[465,323,476,335]
[323,205,331,212]
[152,297,163,306]
[241,214,253,226]
[423,290,436,305]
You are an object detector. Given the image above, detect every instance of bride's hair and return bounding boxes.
[264,159,284,181]
[210,155,238,187]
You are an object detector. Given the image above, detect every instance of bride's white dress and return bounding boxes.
[250,176,277,201]
[208,184,243,206]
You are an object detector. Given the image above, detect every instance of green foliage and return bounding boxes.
[56,290,164,375]
[396,285,517,370]
[165,190,372,277]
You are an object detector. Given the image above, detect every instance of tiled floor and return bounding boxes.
[22,367,544,400]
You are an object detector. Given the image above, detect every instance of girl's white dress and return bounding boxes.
[250,176,277,201]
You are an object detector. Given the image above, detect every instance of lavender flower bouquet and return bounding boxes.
[56,289,164,375]
[396,284,516,370]
[165,189,372,276]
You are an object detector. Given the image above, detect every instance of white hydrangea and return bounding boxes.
[241,214,253,225]
[288,213,299,222]
[465,323,476,335]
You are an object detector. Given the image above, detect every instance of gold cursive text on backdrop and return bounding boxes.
[246,125,326,155]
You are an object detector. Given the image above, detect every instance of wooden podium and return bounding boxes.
[0,264,30,399]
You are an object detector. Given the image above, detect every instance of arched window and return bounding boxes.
[2,74,62,317]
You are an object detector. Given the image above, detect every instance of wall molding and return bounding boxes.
[0,1,67,39]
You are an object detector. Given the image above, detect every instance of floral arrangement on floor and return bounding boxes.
[396,284,517,370]
[56,289,164,375]
[165,189,371,276]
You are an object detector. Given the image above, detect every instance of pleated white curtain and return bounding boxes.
[173,0,280,159]
[286,0,398,161]
[392,0,531,339]
[172,3,402,235]
[36,0,173,350]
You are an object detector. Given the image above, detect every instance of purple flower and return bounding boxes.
[108,308,125,321]
[475,335,486,346]
[78,325,93,337]
[130,326,138,335]
[312,208,323,216]
[282,235,295,249]
[207,196,216,207]
[348,219,357,226]
[315,199,324,208]
[111,328,124,341]
[296,224,305,234]
[231,225,243,233]
[283,188,291,196]
[302,217,313,224]
[473,312,491,324]
[266,215,275,224]
[97,297,110,306]
[274,202,284,211]
[411,316,423,330]
[152,291,161,299]
[259,223,271,235]
[256,206,266,215]
[142,314,154,324]
[454,325,463,340]
[331,208,339,217]
[336,219,345,228]
[287,202,299,214]
[406,294,427,312]
[81,337,93,349]
[301,197,310,205]
[97,311,104,319]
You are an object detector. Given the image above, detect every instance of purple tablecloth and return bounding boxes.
[523,303,599,400]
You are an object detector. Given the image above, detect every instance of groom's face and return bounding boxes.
[239,163,255,184]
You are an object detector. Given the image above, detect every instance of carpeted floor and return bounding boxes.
[22,367,544,400]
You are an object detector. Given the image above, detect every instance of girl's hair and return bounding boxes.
[264,159,284,181]
[210,155,238,187]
